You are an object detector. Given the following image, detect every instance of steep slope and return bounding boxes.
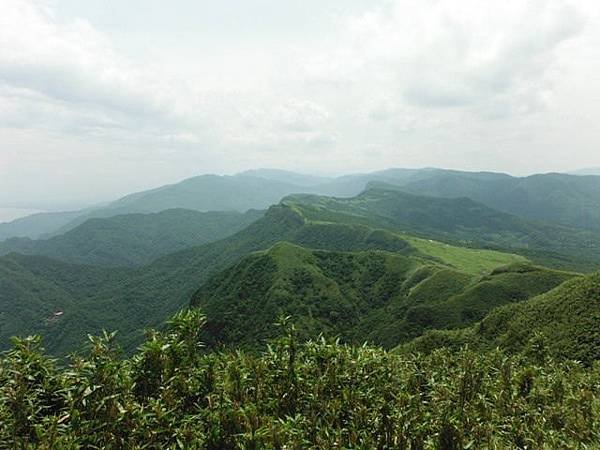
[397,171,600,231]
[0,204,412,354]
[404,272,600,364]
[0,199,526,356]
[0,209,263,267]
[191,243,575,350]
[192,243,427,348]
[356,263,577,347]
[0,253,132,353]
[284,187,600,270]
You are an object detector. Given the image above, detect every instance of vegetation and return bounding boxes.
[0,210,81,241]
[6,167,600,241]
[284,187,600,270]
[0,209,263,267]
[192,242,576,351]
[1,171,599,447]
[1,199,531,356]
[0,311,598,449]
[403,272,600,365]
[0,174,320,240]
[395,170,600,231]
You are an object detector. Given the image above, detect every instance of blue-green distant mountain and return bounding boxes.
[0,209,263,267]
[0,175,314,240]
[569,168,600,176]
[6,167,600,241]
[1,184,598,356]
[394,170,600,230]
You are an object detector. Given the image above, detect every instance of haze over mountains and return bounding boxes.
[4,167,600,241]
[3,0,600,444]
[1,167,599,358]
[1,166,599,447]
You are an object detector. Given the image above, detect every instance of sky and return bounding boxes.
[1,0,599,209]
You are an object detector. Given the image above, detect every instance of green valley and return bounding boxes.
[0,209,263,267]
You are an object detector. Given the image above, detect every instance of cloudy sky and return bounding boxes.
[1,0,599,209]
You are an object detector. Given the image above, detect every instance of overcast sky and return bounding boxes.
[1,0,599,209]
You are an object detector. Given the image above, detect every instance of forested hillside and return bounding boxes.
[396,171,600,230]
[285,187,600,271]
[1,172,599,448]
[404,272,600,364]
[193,242,576,350]
[4,168,600,241]
[0,209,263,267]
[0,198,525,355]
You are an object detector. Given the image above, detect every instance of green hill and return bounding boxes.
[396,171,600,231]
[284,187,600,271]
[0,209,263,267]
[191,242,575,350]
[403,272,600,364]
[0,199,527,356]
[5,168,600,240]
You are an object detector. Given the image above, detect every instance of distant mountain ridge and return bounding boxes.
[5,167,600,241]
[568,168,600,176]
[0,189,528,356]
[283,186,600,271]
[0,209,263,267]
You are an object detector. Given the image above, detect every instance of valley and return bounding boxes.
[1,168,598,447]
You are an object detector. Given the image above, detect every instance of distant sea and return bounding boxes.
[0,208,45,224]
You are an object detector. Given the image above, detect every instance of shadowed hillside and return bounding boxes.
[0,198,526,355]
[192,242,576,350]
[403,272,600,364]
[0,209,263,267]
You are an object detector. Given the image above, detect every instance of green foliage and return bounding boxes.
[395,171,600,231]
[284,186,600,270]
[1,198,521,356]
[0,209,263,267]
[0,186,590,357]
[0,313,598,448]
[404,272,600,365]
[192,243,576,351]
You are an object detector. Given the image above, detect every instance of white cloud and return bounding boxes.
[0,1,173,120]
[0,0,598,206]
[303,0,586,117]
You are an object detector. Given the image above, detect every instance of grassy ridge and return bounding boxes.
[192,242,576,350]
[403,272,600,364]
[284,187,600,271]
[1,199,529,356]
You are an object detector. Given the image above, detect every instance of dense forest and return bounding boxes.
[1,311,598,449]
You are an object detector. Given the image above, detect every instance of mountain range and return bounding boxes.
[0,209,262,267]
[4,167,600,241]
[0,167,598,366]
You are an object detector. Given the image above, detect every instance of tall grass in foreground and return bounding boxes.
[1,311,598,449]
